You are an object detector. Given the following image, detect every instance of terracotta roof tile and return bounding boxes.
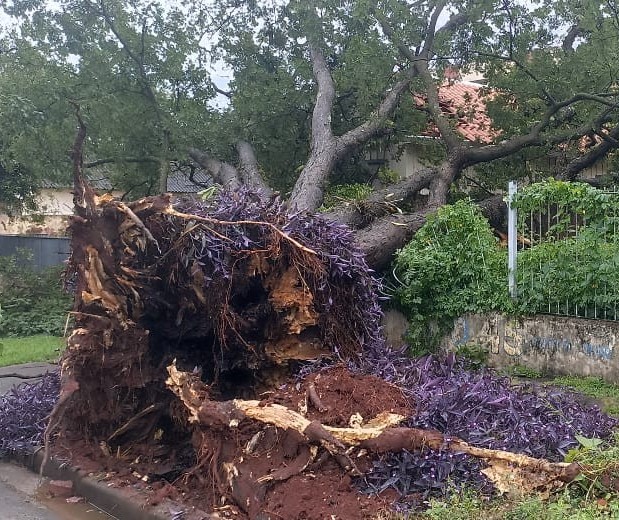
[415,82,500,144]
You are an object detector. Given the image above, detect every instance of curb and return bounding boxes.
[6,450,214,520]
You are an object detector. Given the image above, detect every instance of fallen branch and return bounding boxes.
[166,362,579,499]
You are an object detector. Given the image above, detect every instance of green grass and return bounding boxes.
[0,335,64,367]
[373,489,619,519]
[550,376,619,416]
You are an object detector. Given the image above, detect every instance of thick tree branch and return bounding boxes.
[461,93,619,167]
[213,84,232,98]
[188,148,241,190]
[325,168,436,227]
[420,0,448,58]
[235,140,273,196]
[288,44,338,211]
[354,208,436,271]
[415,60,462,151]
[562,23,584,53]
[376,5,471,153]
[336,68,417,157]
[84,157,160,168]
[558,123,619,180]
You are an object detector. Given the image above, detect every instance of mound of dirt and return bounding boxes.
[53,366,412,519]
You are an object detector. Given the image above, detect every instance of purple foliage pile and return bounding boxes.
[357,351,618,505]
[0,372,59,456]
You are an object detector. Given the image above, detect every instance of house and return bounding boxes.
[0,167,212,237]
[379,78,498,181]
[378,71,611,183]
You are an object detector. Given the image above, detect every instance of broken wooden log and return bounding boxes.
[165,361,581,506]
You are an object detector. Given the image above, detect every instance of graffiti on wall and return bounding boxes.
[451,315,614,361]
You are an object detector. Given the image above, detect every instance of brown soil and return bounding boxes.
[53,366,414,519]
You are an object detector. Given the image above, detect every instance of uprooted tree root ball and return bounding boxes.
[43,147,616,518]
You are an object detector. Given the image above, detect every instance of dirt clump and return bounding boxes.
[53,367,412,519]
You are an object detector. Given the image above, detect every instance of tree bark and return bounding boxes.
[236,140,273,197]
[188,148,242,190]
[353,209,435,271]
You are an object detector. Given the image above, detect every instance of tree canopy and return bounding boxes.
[3,0,619,266]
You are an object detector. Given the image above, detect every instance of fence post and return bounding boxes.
[508,181,517,299]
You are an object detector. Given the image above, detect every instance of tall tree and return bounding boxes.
[191,0,619,268]
[4,0,619,269]
[1,0,222,199]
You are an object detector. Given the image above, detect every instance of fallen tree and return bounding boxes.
[43,124,618,518]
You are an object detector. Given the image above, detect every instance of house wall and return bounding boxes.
[0,188,123,236]
[386,143,434,179]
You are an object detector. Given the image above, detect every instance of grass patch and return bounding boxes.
[0,336,64,367]
[429,491,619,519]
[374,489,619,519]
[551,376,619,416]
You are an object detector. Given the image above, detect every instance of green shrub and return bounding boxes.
[393,200,508,354]
[515,228,619,317]
[0,251,72,337]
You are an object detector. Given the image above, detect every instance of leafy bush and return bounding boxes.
[393,200,508,353]
[515,226,619,317]
[0,251,72,336]
[512,178,615,234]
[512,180,619,317]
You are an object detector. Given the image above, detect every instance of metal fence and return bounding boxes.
[508,182,619,320]
[0,235,71,270]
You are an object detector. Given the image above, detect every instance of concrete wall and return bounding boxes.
[443,313,619,383]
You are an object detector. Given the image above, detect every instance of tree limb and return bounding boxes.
[336,67,417,155]
[558,123,619,180]
[415,59,462,152]
[324,168,436,228]
[188,148,242,190]
[460,93,619,167]
[420,0,448,58]
[288,44,338,211]
[563,23,584,53]
[354,208,436,271]
[235,140,273,196]
[213,84,232,98]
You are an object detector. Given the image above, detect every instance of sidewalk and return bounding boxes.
[0,362,58,395]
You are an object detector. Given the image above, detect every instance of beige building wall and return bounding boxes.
[0,188,122,236]
[387,144,432,179]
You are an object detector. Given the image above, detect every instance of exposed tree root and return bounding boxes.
[166,361,580,508]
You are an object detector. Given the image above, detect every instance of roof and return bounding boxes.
[166,168,213,193]
[414,81,500,144]
[39,168,214,195]
[40,176,113,191]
